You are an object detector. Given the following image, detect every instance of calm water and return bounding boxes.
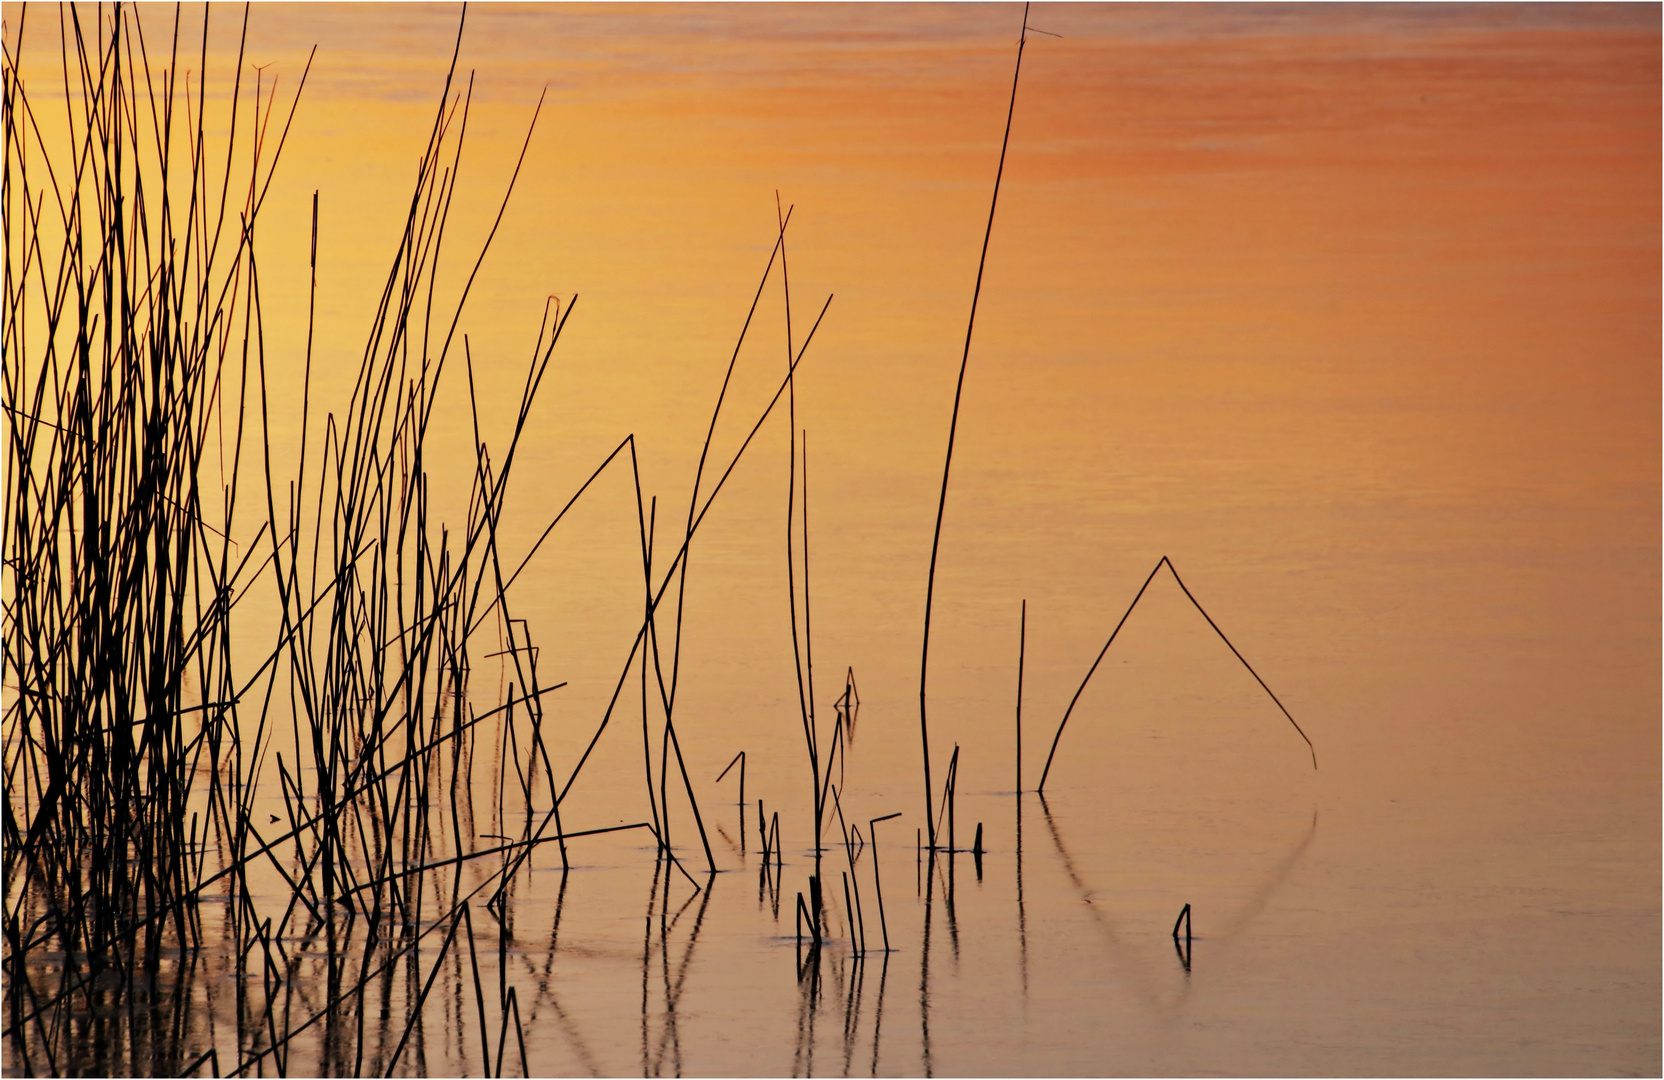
[5,3,1658,1075]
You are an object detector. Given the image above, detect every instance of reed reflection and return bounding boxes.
[1016,793,1029,1000]
[1035,791,1158,1006]
[1218,811,1320,942]
[869,952,892,1077]
[792,933,821,1077]
[516,872,589,1073]
[9,1,1646,1075]
[840,949,865,1076]
[919,848,936,1079]
[636,857,715,1077]
[641,858,661,1074]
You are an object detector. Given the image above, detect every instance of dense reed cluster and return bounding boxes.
[0,5,851,1073]
[0,4,596,1072]
[2,3,314,1067]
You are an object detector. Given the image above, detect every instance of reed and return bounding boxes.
[1172,902,1193,972]
[1036,556,1316,793]
[832,787,867,956]
[867,811,902,951]
[840,871,861,958]
[771,811,782,874]
[494,985,529,1079]
[4,8,316,1069]
[841,666,860,738]
[0,4,752,1071]
[2,5,1311,1074]
[934,743,961,854]
[716,750,746,853]
[919,3,1030,850]
[1016,599,1026,793]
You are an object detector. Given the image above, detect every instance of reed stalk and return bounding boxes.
[919,3,1029,849]
[1036,556,1315,793]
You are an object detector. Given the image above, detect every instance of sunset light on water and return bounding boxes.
[3,4,1657,1075]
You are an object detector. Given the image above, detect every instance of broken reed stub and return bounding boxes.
[1172,902,1192,946]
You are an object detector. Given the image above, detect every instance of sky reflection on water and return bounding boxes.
[3,2,1656,1075]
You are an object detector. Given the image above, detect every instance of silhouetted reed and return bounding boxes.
[1016,599,1027,793]
[3,4,1316,1074]
[867,811,901,951]
[934,744,961,854]
[1172,903,1193,972]
[5,5,320,1069]
[716,750,745,853]
[1036,555,1316,794]
[0,4,817,1071]
[919,3,1030,850]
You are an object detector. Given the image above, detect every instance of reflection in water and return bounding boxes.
[1216,811,1321,942]
[1035,791,1169,1010]
[635,859,717,1076]
[1036,794,1112,930]
[761,832,784,919]
[1016,600,1031,1004]
[1035,793,1323,1008]
[840,951,863,1075]
[919,849,937,1078]
[4,5,1653,1076]
[784,899,903,1079]
[1173,932,1192,976]
[793,940,819,1077]
[519,873,604,1077]
[1016,794,1029,1000]
[869,952,892,1077]
[1172,903,1193,975]
[641,859,663,1075]
[944,848,960,963]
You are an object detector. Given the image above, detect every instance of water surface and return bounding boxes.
[4,3,1657,1075]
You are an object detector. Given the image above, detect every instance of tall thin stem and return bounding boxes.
[919,5,1029,847]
